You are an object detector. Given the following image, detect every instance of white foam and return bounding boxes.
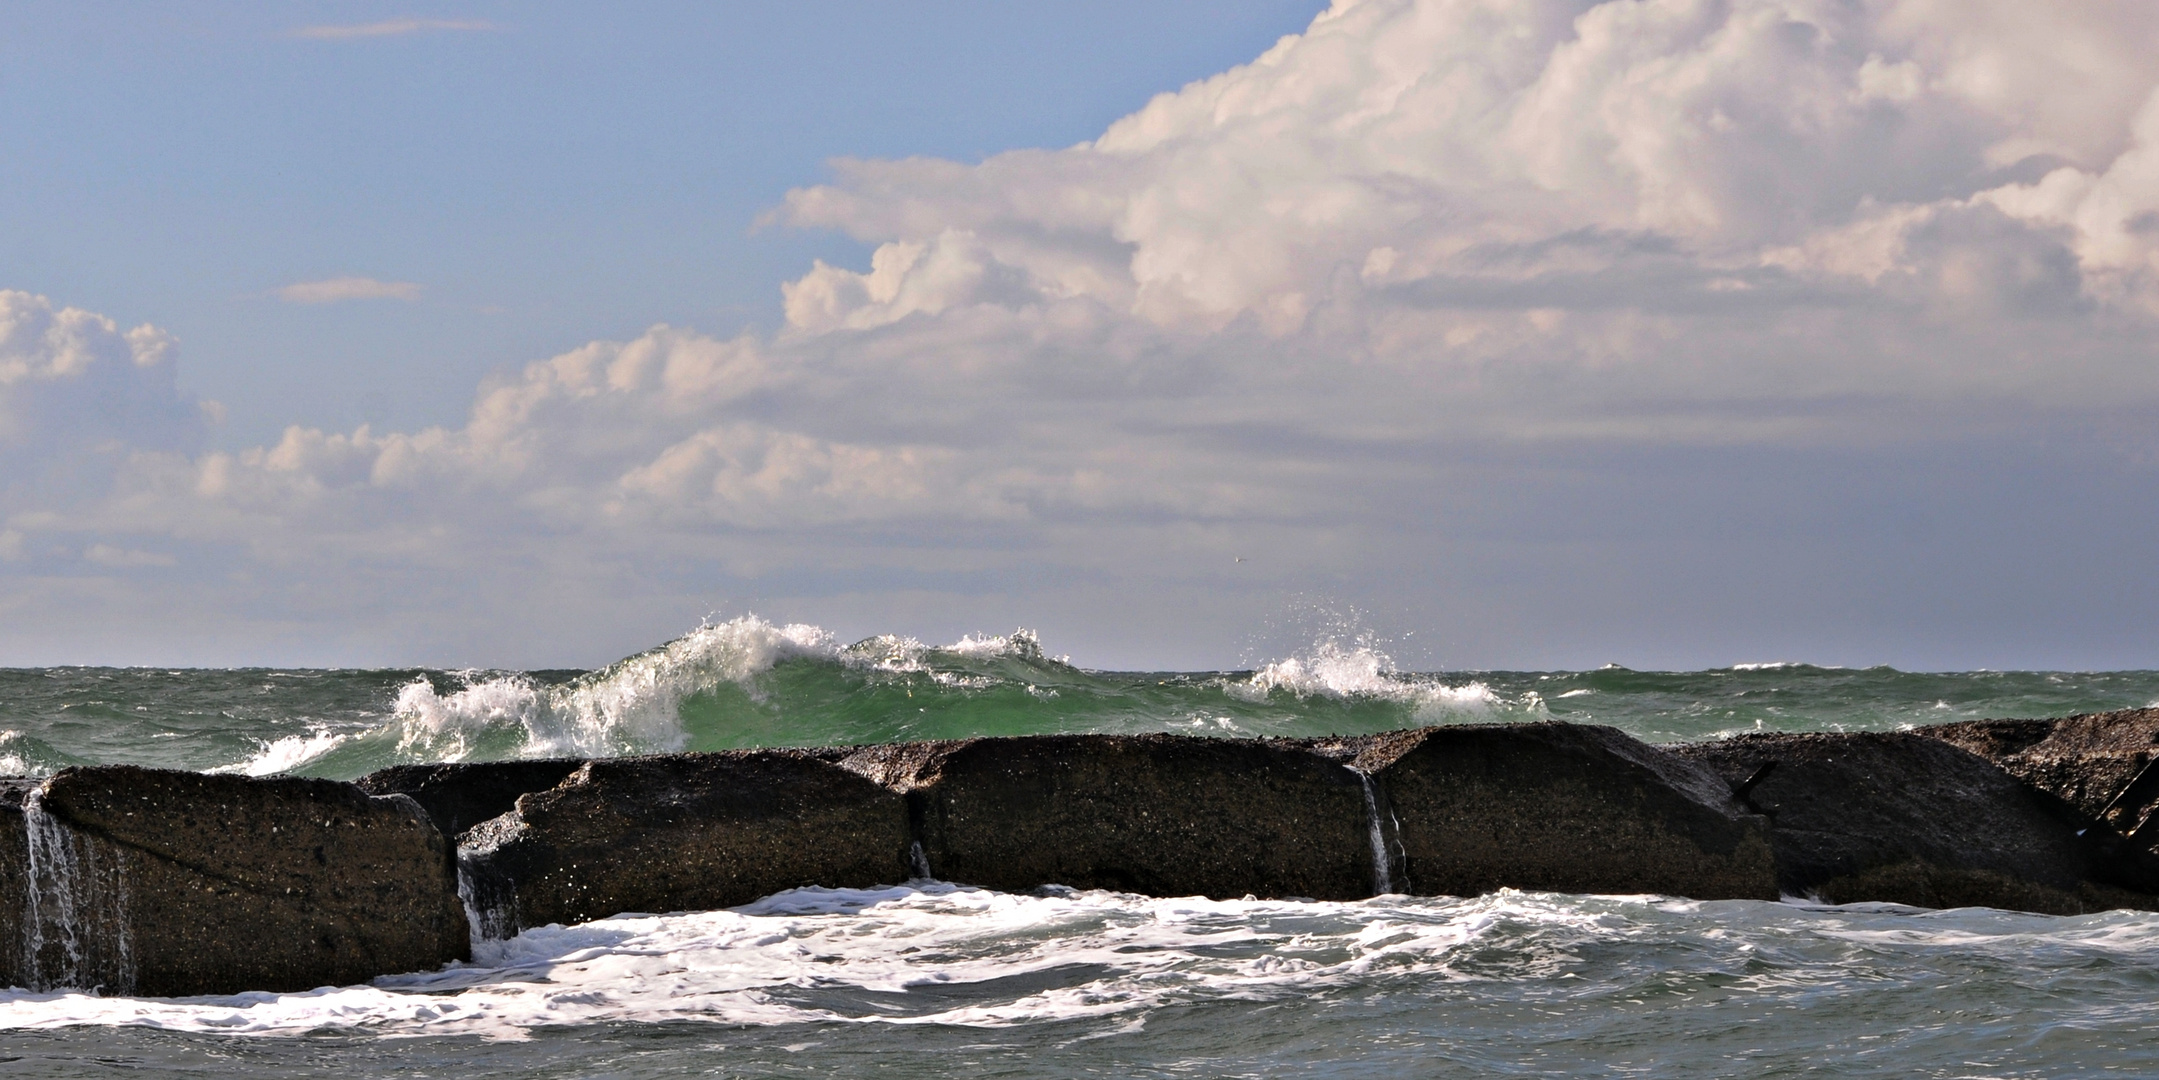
[382,619,1082,761]
[1229,639,1516,720]
[0,884,1604,1038]
[845,628,1063,673]
[946,629,1056,661]
[9,885,2159,1039]
[0,728,33,777]
[215,731,347,777]
[390,615,843,760]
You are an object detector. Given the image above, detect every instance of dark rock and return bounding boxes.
[1675,732,2159,914]
[356,759,586,840]
[2,766,467,995]
[460,752,912,932]
[1922,709,2159,835]
[833,733,1377,900]
[0,780,30,991]
[1317,724,1777,901]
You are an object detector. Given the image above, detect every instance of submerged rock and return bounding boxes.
[833,733,1377,900]
[1921,709,2159,837]
[1322,724,1778,901]
[460,752,911,932]
[1675,732,2159,914]
[2,766,466,995]
[356,759,586,840]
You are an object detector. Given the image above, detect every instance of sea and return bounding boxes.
[5,615,2159,1077]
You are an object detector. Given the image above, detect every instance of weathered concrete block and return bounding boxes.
[1676,732,2159,914]
[460,752,912,932]
[1330,724,1778,901]
[1922,709,2159,835]
[4,766,467,996]
[356,759,586,840]
[835,734,1378,900]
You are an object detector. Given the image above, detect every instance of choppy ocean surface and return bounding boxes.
[6,617,2159,1077]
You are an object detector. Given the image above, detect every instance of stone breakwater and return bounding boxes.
[7,717,2159,996]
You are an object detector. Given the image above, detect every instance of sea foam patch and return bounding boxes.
[9,882,2156,1041]
[0,885,1625,1038]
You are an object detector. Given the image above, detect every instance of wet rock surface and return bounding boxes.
[833,733,1377,900]
[1921,709,2159,836]
[1675,732,2159,914]
[357,759,587,841]
[1323,724,1778,901]
[5,766,466,995]
[0,781,29,990]
[461,752,912,932]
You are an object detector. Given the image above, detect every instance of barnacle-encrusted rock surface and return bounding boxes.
[1676,732,2159,914]
[1921,709,2159,836]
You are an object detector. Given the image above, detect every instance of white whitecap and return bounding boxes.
[215,730,348,777]
[1228,638,1521,720]
[389,614,842,760]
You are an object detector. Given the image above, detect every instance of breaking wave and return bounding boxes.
[1230,637,1528,721]
[315,617,1522,770]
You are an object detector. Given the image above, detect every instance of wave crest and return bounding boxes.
[1231,639,1516,719]
[391,615,842,760]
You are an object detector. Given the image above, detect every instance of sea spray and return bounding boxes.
[390,615,847,761]
[20,791,131,993]
[1232,636,1522,723]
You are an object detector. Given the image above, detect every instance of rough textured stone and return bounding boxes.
[1318,724,1777,901]
[0,780,31,990]
[1921,710,2159,836]
[8,766,467,995]
[1675,732,2159,914]
[461,752,912,931]
[356,759,586,840]
[833,734,1382,900]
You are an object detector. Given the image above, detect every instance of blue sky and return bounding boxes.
[1,2,1322,443]
[6,1,2159,672]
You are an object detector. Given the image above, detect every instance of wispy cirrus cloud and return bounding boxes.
[276,277,422,304]
[288,18,495,41]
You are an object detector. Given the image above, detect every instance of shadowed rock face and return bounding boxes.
[356,759,586,841]
[1921,710,2159,835]
[1675,732,2159,914]
[4,766,467,996]
[0,781,31,988]
[461,752,912,932]
[833,734,1377,900]
[1318,724,1778,902]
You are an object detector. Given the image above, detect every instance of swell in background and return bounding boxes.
[3,615,2157,780]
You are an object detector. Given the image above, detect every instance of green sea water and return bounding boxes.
[2,616,2154,780]
[5,617,2159,1077]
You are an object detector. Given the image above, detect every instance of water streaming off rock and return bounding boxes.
[19,792,130,995]
[1354,769,1395,896]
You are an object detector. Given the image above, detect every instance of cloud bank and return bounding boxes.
[9,0,2159,667]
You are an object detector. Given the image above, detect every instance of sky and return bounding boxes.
[5,0,2159,672]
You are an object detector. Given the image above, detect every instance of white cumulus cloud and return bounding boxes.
[0,289,199,461]
[10,0,2159,666]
